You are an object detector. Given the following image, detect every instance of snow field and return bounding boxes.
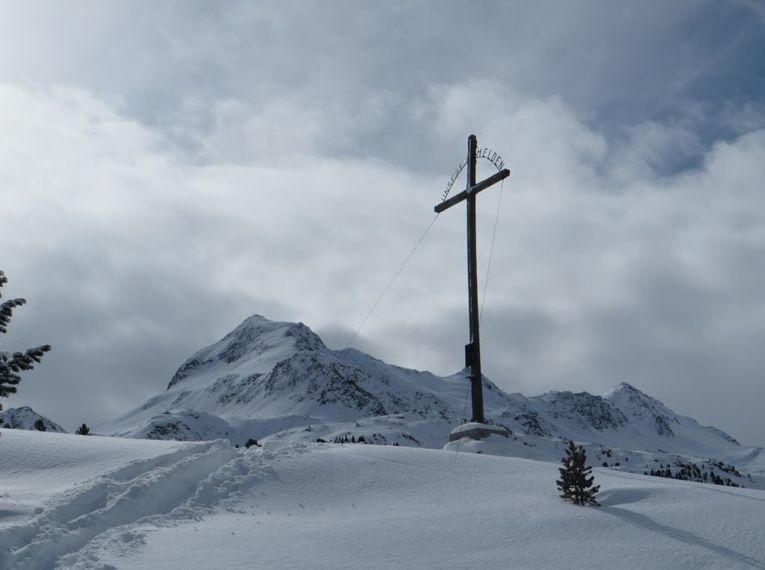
[1,430,764,569]
[0,430,235,569]
[112,444,765,569]
[0,429,203,526]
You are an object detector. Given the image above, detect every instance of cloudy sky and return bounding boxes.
[2,1,764,446]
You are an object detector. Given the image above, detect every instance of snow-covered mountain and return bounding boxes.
[99,314,508,447]
[98,314,762,487]
[0,406,65,433]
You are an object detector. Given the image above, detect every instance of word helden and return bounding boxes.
[442,147,505,201]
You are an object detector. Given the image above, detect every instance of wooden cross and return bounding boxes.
[435,134,510,423]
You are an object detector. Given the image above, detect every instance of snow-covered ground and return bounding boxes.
[1,430,763,569]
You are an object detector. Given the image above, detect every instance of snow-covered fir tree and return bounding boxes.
[0,271,51,410]
[557,440,600,506]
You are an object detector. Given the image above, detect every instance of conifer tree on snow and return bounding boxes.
[76,423,91,435]
[557,440,600,506]
[0,271,51,411]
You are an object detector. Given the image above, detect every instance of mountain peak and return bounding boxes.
[606,382,644,397]
[604,382,665,407]
[167,315,326,389]
[603,382,679,436]
[0,406,66,433]
[220,315,325,360]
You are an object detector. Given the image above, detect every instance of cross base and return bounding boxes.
[448,422,510,442]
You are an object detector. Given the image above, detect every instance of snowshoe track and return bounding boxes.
[0,440,238,570]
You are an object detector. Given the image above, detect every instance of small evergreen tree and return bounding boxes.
[0,271,51,411]
[33,418,46,432]
[557,440,600,506]
[76,423,91,435]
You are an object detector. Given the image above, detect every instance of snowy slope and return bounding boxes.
[0,406,66,433]
[0,430,217,530]
[97,314,759,487]
[720,446,765,476]
[0,430,763,569]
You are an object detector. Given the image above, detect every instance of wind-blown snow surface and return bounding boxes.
[97,314,763,487]
[0,430,764,569]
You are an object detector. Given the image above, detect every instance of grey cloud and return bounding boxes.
[2,2,762,171]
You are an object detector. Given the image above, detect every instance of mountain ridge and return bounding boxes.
[97,314,762,488]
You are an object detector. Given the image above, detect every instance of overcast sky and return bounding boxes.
[1,1,764,446]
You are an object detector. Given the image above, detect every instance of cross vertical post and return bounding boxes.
[435,134,510,429]
[465,135,484,423]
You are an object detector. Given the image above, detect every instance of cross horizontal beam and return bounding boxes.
[434,168,510,213]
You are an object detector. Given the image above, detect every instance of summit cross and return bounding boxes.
[434,134,510,424]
